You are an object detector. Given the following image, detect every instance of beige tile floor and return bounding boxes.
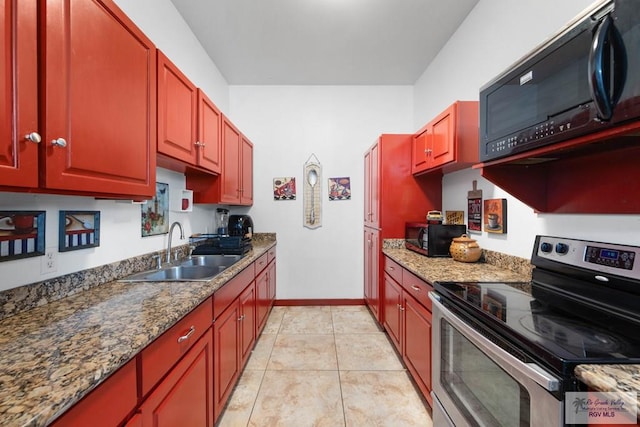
[217,305,433,427]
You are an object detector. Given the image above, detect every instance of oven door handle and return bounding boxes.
[430,293,561,392]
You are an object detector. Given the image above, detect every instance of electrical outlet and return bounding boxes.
[41,249,57,274]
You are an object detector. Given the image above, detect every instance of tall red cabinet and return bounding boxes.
[363,134,441,324]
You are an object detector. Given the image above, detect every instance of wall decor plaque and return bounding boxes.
[59,211,100,252]
[0,211,45,261]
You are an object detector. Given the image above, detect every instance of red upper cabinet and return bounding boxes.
[187,115,253,206]
[157,50,198,167]
[1,1,39,188]
[197,89,222,174]
[40,0,156,198]
[412,101,479,176]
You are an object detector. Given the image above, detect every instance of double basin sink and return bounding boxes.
[119,254,244,282]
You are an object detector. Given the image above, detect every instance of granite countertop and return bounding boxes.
[0,238,276,427]
[575,365,640,417]
[382,247,532,285]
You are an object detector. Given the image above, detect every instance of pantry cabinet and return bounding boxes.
[383,256,433,407]
[1,0,156,199]
[412,101,479,176]
[364,228,380,322]
[363,135,441,325]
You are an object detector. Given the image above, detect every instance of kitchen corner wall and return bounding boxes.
[229,86,413,300]
[413,0,640,258]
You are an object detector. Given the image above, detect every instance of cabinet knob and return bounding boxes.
[25,132,42,144]
[51,138,68,148]
[195,141,205,147]
[424,149,432,155]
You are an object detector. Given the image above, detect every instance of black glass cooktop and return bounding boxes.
[434,281,640,376]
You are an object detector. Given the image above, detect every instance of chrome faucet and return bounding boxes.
[166,221,184,264]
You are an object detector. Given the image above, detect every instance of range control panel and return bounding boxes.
[534,236,640,281]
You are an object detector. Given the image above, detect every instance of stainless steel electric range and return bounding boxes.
[430,235,640,426]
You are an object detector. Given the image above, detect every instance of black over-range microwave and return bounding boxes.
[479,0,640,162]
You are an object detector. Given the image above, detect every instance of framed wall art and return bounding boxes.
[273,177,296,200]
[142,182,169,236]
[484,198,507,234]
[328,177,351,200]
[0,211,45,261]
[59,211,100,252]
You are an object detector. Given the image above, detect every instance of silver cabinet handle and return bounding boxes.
[25,132,41,143]
[177,325,195,343]
[411,285,420,292]
[195,141,205,147]
[51,138,67,147]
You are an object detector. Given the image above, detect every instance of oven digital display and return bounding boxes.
[585,246,635,270]
[600,249,619,260]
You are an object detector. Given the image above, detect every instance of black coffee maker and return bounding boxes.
[192,215,254,256]
[228,215,253,238]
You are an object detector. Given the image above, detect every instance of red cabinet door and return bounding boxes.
[41,0,156,197]
[383,273,402,352]
[157,50,197,164]
[219,117,241,204]
[197,89,221,173]
[267,258,276,304]
[412,130,429,174]
[256,267,270,334]
[363,143,380,228]
[0,0,38,188]
[430,106,454,168]
[240,135,254,205]
[239,282,256,366]
[364,229,380,322]
[213,299,241,421]
[139,331,214,427]
[403,293,432,405]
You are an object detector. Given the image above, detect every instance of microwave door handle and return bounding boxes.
[589,15,627,121]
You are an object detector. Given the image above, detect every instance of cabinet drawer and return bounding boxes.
[384,257,402,284]
[267,246,276,264]
[402,270,433,312]
[255,252,269,274]
[213,264,254,319]
[141,297,213,396]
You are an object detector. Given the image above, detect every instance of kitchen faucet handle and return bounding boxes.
[152,254,162,269]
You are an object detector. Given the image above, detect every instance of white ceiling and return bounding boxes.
[170,0,479,85]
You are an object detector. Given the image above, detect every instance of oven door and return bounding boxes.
[430,293,563,427]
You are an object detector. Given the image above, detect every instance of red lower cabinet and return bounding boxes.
[213,297,242,421]
[138,331,214,427]
[383,256,433,407]
[51,359,137,427]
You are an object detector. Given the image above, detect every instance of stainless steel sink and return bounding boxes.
[119,255,244,282]
[180,254,243,268]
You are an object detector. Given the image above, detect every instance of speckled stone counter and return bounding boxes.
[0,237,276,427]
[382,247,532,285]
[575,365,640,417]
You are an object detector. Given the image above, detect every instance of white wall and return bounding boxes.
[414,0,640,258]
[230,86,413,300]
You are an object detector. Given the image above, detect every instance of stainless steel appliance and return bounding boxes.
[430,235,640,426]
[479,0,640,162]
[405,223,466,257]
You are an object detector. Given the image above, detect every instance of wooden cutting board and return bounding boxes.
[467,180,482,234]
